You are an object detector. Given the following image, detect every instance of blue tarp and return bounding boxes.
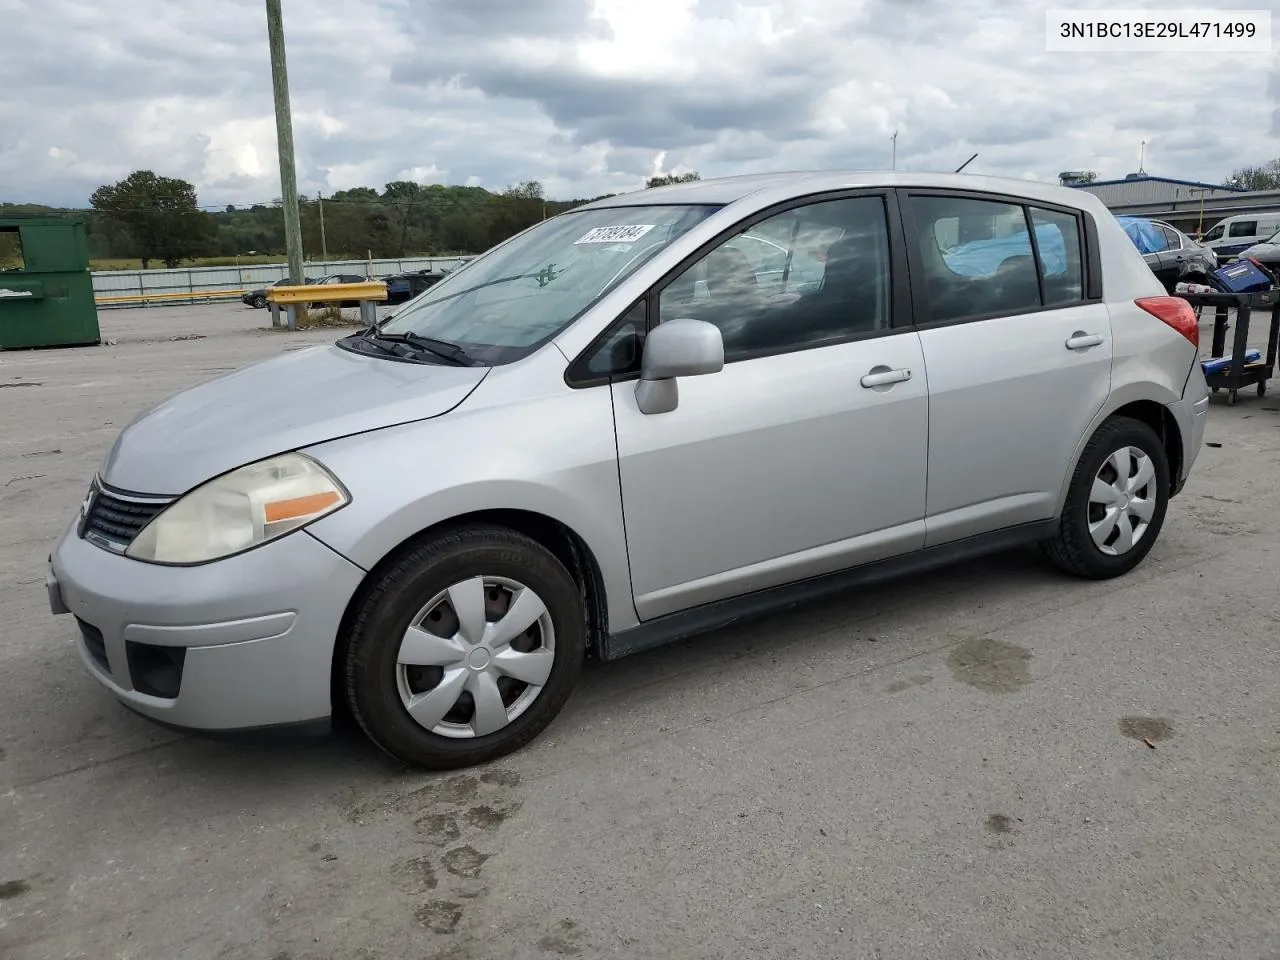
[1115,216,1164,255]
[942,223,1068,278]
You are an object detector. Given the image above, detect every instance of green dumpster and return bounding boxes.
[0,216,101,349]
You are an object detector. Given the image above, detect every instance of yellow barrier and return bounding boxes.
[95,289,246,305]
[267,281,388,305]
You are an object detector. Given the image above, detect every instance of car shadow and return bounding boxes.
[19,545,1070,795]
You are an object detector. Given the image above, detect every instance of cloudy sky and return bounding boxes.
[1,0,1277,207]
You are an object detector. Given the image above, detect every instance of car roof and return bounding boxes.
[574,170,1106,212]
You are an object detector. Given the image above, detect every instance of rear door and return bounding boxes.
[901,190,1113,546]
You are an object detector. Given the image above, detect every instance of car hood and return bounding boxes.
[1240,242,1280,260]
[101,342,489,495]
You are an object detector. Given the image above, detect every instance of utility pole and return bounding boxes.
[317,190,327,262]
[891,131,898,170]
[266,0,304,287]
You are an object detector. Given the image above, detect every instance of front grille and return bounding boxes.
[81,480,172,552]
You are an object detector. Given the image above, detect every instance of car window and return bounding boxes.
[576,299,646,380]
[1203,224,1225,242]
[1029,207,1084,306]
[380,204,719,365]
[657,196,892,362]
[1159,224,1183,250]
[908,195,1042,322]
[1228,221,1257,238]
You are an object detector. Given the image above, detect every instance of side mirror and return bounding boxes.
[634,318,724,415]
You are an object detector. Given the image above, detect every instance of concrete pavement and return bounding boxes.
[2,304,1279,959]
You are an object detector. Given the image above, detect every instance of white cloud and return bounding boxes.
[1,0,1276,207]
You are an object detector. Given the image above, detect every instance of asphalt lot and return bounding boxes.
[3,303,1280,960]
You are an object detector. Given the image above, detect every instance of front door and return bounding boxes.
[900,191,1114,546]
[611,193,931,620]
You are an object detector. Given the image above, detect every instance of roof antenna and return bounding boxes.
[955,153,978,173]
[1138,140,1146,175]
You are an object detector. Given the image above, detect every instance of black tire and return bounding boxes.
[251,295,268,309]
[344,524,586,769]
[1041,415,1171,580]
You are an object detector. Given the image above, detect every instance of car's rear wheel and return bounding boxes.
[1041,416,1170,579]
[344,524,586,769]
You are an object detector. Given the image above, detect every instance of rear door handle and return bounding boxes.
[860,367,912,388]
[1065,333,1104,350]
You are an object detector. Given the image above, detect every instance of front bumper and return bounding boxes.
[48,523,365,732]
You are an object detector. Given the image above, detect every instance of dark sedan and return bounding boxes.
[1116,217,1218,294]
[241,274,368,309]
[241,277,309,309]
[380,268,450,305]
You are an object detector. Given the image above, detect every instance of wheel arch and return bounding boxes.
[329,508,612,719]
[1055,391,1186,515]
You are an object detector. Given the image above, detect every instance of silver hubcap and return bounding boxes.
[1088,446,1157,556]
[395,576,555,739]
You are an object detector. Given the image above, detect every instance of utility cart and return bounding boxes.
[1177,288,1280,406]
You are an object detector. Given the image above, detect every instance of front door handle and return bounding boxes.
[1065,333,1104,350]
[860,367,912,388]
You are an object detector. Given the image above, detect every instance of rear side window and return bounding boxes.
[1228,221,1257,238]
[907,195,1089,322]
[1158,224,1183,250]
[1030,207,1084,306]
[907,196,1042,322]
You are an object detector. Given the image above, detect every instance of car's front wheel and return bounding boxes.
[251,294,268,309]
[343,524,586,769]
[1042,415,1171,579]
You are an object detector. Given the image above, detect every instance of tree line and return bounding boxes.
[0,170,703,270]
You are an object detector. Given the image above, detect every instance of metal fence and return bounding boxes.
[91,256,476,308]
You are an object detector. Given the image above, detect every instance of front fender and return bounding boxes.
[300,386,639,634]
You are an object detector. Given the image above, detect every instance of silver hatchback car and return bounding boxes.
[48,171,1210,769]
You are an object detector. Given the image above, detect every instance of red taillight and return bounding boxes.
[1135,296,1199,348]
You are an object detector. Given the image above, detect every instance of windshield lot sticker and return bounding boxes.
[574,225,656,244]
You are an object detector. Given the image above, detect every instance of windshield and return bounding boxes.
[377,204,720,364]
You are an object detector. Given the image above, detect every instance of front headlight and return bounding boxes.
[126,452,349,565]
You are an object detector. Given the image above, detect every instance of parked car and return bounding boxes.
[1236,228,1280,273]
[241,273,368,309]
[1116,216,1218,293]
[1200,210,1280,261]
[48,171,1209,770]
[241,276,310,309]
[381,268,450,305]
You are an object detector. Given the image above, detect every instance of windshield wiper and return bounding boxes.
[344,331,427,363]
[365,329,480,366]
